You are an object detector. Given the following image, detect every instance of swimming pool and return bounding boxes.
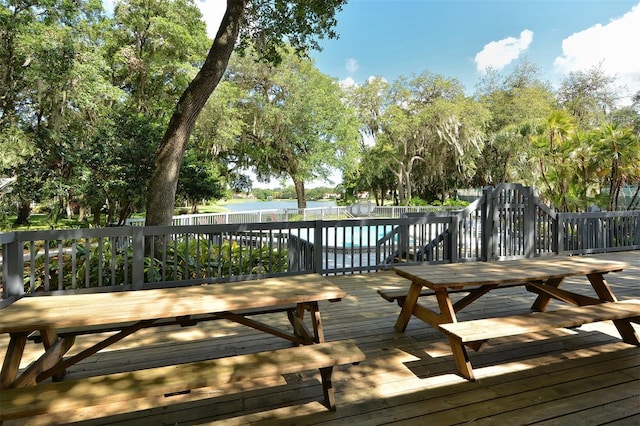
[291,225,398,250]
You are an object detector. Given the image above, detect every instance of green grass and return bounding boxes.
[0,204,230,232]
[0,214,87,231]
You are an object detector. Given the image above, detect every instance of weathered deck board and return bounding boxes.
[1,251,639,425]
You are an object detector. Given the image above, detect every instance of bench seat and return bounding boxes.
[439,299,640,345]
[0,340,365,422]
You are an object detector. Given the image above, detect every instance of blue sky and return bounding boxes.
[190,0,640,102]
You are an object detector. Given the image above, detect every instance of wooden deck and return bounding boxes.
[3,251,640,425]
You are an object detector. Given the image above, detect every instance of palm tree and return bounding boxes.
[593,124,640,211]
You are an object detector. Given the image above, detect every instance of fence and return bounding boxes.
[1,184,638,304]
[124,203,460,226]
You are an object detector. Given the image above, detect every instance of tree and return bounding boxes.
[344,77,397,204]
[592,124,640,211]
[474,61,555,185]
[0,1,111,224]
[177,150,225,213]
[378,72,487,203]
[226,46,360,208]
[145,0,347,226]
[107,0,210,118]
[557,64,619,129]
[80,109,161,226]
[530,109,579,211]
[353,143,396,205]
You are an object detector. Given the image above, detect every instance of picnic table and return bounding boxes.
[385,256,640,381]
[0,274,365,421]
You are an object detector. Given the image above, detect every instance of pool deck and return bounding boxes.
[2,251,639,425]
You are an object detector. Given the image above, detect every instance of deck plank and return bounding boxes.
[1,251,639,425]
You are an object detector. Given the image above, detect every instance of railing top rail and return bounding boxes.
[559,210,640,219]
[0,231,16,244]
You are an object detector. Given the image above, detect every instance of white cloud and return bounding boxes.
[195,1,227,39]
[345,57,359,74]
[554,3,640,100]
[339,77,357,89]
[474,29,534,73]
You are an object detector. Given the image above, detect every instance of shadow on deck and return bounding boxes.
[2,251,640,425]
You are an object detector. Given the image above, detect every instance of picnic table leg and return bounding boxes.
[587,273,640,346]
[39,329,66,381]
[531,276,564,311]
[309,302,325,343]
[9,335,75,388]
[434,290,476,381]
[288,303,318,345]
[320,366,337,410]
[0,333,27,389]
[394,282,423,332]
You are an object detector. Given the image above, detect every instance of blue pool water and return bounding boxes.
[292,225,397,249]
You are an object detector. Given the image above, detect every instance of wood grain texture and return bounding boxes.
[0,340,365,421]
[439,299,640,343]
[393,256,626,289]
[0,274,345,333]
[1,251,639,425]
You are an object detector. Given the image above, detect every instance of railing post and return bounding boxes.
[2,233,24,300]
[132,227,145,289]
[313,221,323,274]
[556,213,565,254]
[450,215,459,263]
[482,186,493,261]
[525,186,536,258]
[398,221,409,261]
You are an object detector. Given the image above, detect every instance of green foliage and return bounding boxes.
[147,238,289,281]
[80,109,161,225]
[474,60,555,185]
[2,0,638,225]
[557,64,618,129]
[224,45,360,207]
[23,237,288,293]
[252,188,276,201]
[108,0,210,114]
[237,0,347,65]
[177,151,226,212]
[408,196,429,206]
[25,239,131,292]
[347,71,488,205]
[431,198,469,207]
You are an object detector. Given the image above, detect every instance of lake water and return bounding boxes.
[220,199,337,212]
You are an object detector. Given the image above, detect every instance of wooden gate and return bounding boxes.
[485,183,557,260]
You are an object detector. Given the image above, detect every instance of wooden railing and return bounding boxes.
[1,185,638,304]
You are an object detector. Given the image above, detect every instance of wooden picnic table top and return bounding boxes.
[392,255,627,290]
[0,274,345,334]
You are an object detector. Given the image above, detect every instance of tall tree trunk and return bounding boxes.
[294,179,307,208]
[145,0,246,226]
[91,202,102,227]
[14,201,31,226]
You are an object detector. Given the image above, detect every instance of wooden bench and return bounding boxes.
[0,340,365,423]
[439,299,640,348]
